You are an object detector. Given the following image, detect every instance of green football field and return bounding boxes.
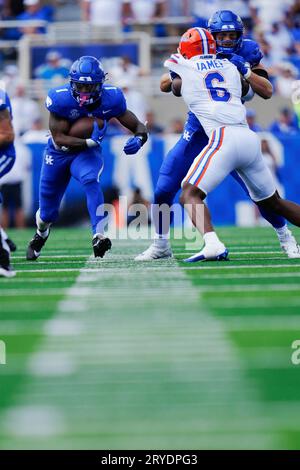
[0,226,300,450]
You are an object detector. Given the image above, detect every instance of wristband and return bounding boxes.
[134,133,148,146]
[86,139,99,148]
[244,64,252,80]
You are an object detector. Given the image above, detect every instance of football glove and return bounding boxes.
[247,45,263,67]
[87,120,107,148]
[229,54,251,79]
[123,136,143,155]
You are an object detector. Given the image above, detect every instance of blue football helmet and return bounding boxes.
[208,10,244,54]
[69,56,106,107]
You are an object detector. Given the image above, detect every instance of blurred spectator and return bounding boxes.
[5,0,24,17]
[264,22,293,63]
[168,118,184,134]
[81,0,128,31]
[126,0,166,22]
[16,0,53,36]
[269,107,300,134]
[249,0,293,30]
[0,140,31,228]
[21,117,48,143]
[118,78,148,124]
[274,62,298,99]
[110,55,141,86]
[190,0,220,28]
[127,187,150,226]
[11,83,41,137]
[2,64,20,97]
[246,108,263,132]
[190,0,252,28]
[257,37,274,70]
[168,0,189,16]
[34,50,70,82]
[145,111,164,134]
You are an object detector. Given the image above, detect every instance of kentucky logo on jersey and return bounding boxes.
[69,109,80,119]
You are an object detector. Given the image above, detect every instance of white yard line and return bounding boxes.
[14,263,300,274]
[0,241,280,450]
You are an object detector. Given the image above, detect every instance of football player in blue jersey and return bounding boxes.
[0,87,17,277]
[135,10,300,261]
[26,56,148,260]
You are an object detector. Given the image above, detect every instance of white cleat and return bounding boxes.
[280,233,300,258]
[0,266,16,278]
[184,244,229,263]
[135,243,173,261]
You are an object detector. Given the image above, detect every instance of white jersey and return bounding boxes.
[164,54,248,136]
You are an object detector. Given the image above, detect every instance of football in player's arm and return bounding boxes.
[49,109,148,154]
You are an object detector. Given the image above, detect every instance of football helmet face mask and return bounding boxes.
[179,27,216,59]
[69,56,106,107]
[208,10,244,54]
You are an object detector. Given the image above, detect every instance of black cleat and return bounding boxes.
[6,238,17,252]
[0,248,15,278]
[26,232,49,261]
[92,235,112,258]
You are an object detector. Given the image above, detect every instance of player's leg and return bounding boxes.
[180,126,232,262]
[27,150,71,260]
[230,170,300,258]
[236,133,300,246]
[0,185,17,251]
[70,149,111,258]
[135,129,209,261]
[257,192,300,227]
[0,152,16,276]
[0,227,15,277]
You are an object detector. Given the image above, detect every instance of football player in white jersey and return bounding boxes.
[166,28,300,262]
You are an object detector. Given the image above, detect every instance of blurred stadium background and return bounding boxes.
[1,0,300,451]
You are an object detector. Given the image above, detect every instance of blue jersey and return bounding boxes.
[0,87,15,179]
[185,38,263,133]
[0,88,13,119]
[45,83,127,153]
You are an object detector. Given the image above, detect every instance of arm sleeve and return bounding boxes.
[45,89,65,116]
[114,88,127,116]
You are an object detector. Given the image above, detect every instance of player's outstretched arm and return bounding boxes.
[0,109,14,147]
[116,110,148,155]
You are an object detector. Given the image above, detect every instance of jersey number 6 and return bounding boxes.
[205,72,231,102]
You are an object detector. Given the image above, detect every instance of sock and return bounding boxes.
[275,224,291,242]
[37,228,49,239]
[0,227,10,253]
[36,209,50,233]
[203,231,222,246]
[258,206,286,229]
[154,237,170,249]
[0,228,8,241]
[83,181,105,235]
